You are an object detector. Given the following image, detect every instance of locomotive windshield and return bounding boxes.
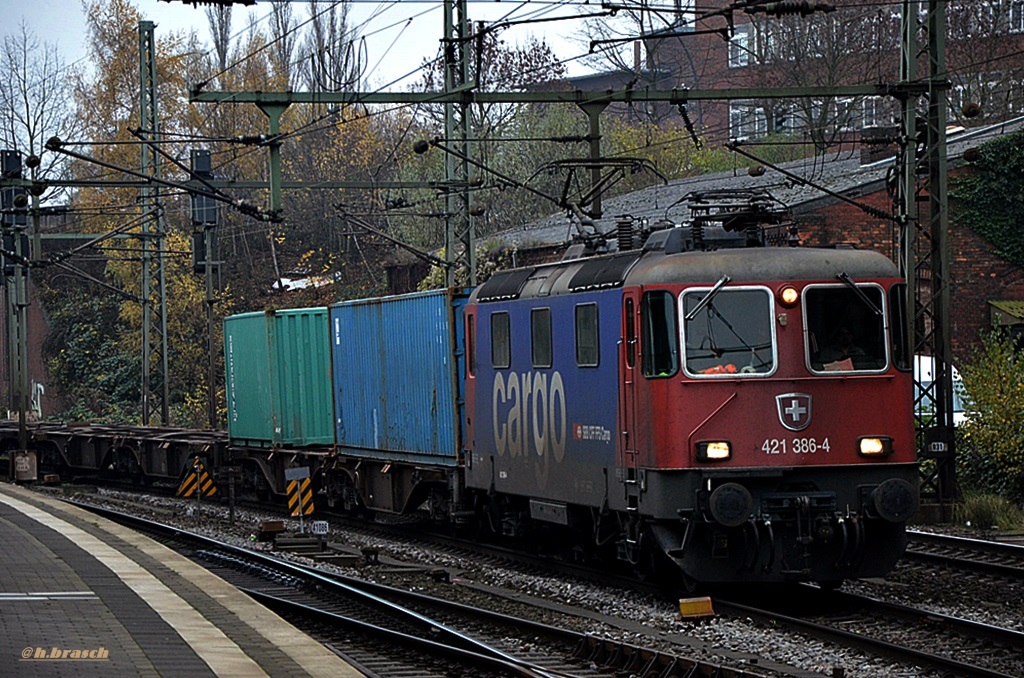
[805,284,887,372]
[681,287,775,377]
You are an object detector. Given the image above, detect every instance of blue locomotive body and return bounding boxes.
[464,288,621,511]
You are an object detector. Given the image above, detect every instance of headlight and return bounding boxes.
[858,436,893,457]
[778,285,800,308]
[697,441,731,461]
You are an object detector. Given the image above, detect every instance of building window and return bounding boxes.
[728,24,750,68]
[575,303,599,367]
[531,307,552,368]
[862,96,885,129]
[835,97,856,132]
[1012,0,1024,32]
[491,312,510,369]
[730,103,767,140]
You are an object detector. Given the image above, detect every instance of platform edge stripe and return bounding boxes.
[58,497,365,677]
[0,491,271,678]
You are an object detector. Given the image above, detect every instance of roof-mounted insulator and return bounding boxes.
[617,217,636,252]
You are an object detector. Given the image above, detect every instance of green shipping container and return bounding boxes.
[224,307,333,447]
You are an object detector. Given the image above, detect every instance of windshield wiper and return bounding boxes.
[837,272,882,316]
[685,275,731,321]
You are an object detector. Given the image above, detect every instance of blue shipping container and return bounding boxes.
[330,289,467,465]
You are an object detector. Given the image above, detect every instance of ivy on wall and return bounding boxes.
[951,131,1024,271]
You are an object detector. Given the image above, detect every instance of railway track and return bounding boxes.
[906,530,1024,578]
[718,585,1024,677]
[72,500,768,677]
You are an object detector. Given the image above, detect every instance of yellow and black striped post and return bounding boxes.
[177,457,218,498]
[287,476,314,517]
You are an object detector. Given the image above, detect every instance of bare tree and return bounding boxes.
[575,2,699,124]
[0,22,79,201]
[739,5,901,149]
[946,0,1024,125]
[298,0,362,92]
[205,4,233,77]
[268,1,298,89]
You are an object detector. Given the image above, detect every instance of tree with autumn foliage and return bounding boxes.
[40,0,235,426]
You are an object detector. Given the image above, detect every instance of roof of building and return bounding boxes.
[493,116,1024,248]
[989,300,1024,323]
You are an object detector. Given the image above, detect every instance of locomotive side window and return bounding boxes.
[575,303,599,367]
[890,283,911,371]
[491,312,510,369]
[531,307,553,368]
[805,284,887,373]
[641,291,679,377]
[682,287,774,377]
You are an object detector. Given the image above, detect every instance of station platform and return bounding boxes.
[0,482,363,677]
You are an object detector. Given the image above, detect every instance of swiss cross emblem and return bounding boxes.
[776,393,812,432]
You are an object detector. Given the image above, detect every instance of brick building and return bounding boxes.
[619,0,1024,142]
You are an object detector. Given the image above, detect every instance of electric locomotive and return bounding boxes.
[221,193,920,588]
[462,215,918,587]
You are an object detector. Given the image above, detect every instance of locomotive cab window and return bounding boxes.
[805,284,887,373]
[531,307,552,368]
[575,303,599,367]
[682,287,775,377]
[641,291,679,377]
[491,311,510,369]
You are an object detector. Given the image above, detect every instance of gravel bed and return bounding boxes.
[846,557,1024,634]
[48,487,975,677]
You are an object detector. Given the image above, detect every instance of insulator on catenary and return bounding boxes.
[757,1,835,17]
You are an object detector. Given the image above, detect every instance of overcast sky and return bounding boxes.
[3,0,591,90]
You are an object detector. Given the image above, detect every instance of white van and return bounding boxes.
[913,355,967,425]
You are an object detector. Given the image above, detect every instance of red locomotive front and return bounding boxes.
[619,246,918,586]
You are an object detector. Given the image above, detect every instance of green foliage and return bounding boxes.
[41,290,140,423]
[954,492,1024,532]
[603,117,736,190]
[417,240,523,291]
[957,328,1024,502]
[950,131,1024,270]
